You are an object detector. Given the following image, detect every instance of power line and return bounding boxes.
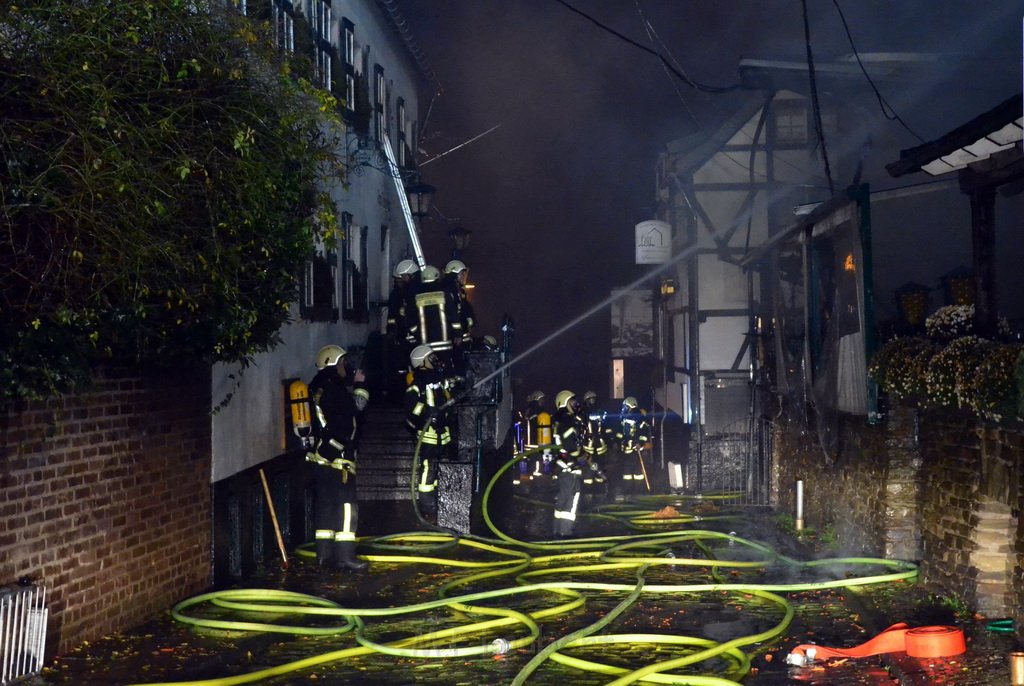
[800,0,835,195]
[554,0,739,95]
[830,0,925,143]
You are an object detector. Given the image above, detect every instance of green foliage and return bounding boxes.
[0,0,348,403]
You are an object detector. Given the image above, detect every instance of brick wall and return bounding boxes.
[0,367,212,655]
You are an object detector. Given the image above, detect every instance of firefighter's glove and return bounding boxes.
[331,458,356,475]
[588,462,607,483]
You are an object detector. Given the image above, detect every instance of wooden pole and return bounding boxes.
[259,468,289,569]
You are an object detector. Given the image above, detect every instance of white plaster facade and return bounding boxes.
[211,0,432,481]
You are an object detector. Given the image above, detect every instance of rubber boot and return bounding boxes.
[316,536,335,568]
[335,541,368,572]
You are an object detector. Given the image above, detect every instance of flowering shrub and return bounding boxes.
[925,305,974,339]
[870,329,1024,422]
[924,336,989,408]
[868,336,938,402]
[963,344,1022,421]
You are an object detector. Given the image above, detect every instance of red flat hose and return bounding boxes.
[788,623,966,662]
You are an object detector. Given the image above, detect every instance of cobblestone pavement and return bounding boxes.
[21,499,1023,686]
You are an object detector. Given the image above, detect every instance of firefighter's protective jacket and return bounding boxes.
[614,409,651,453]
[404,366,453,446]
[307,367,369,470]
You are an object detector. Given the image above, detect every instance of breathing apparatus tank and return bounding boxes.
[536,411,552,446]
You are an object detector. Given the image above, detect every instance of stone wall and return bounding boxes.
[773,411,915,558]
[773,404,1023,631]
[0,368,212,655]
[916,411,1021,620]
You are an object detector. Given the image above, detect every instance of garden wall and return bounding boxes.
[0,368,212,655]
[774,405,1022,631]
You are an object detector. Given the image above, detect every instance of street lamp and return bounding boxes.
[405,181,436,220]
[448,226,472,258]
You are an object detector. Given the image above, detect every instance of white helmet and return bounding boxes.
[622,396,638,411]
[410,345,434,368]
[444,259,467,274]
[420,265,441,283]
[526,390,545,404]
[316,345,346,370]
[583,390,597,403]
[555,390,576,410]
[393,259,418,278]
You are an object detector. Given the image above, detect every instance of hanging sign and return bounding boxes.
[635,220,670,264]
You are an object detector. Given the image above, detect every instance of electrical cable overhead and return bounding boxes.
[800,0,835,195]
[830,0,925,143]
[632,0,699,126]
[554,0,739,94]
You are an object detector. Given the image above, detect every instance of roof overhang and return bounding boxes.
[886,93,1023,178]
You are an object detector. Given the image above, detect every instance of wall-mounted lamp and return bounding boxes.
[660,278,677,297]
[449,225,472,259]
[405,181,436,220]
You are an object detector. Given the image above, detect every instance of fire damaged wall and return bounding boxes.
[0,368,212,655]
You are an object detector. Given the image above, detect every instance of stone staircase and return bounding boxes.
[357,405,417,501]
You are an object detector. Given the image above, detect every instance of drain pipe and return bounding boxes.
[795,479,805,532]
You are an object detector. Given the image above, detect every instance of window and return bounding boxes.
[271,0,294,53]
[374,65,387,143]
[312,0,332,89]
[341,214,369,321]
[342,19,355,114]
[773,102,807,144]
[300,251,338,322]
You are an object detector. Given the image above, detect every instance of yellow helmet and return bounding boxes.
[555,390,576,410]
[316,345,346,370]
[622,396,638,411]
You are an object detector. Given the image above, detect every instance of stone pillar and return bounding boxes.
[436,351,505,534]
[882,406,923,561]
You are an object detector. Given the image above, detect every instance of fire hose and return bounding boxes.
[785,622,966,666]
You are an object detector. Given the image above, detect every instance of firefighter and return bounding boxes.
[551,390,587,538]
[513,390,551,488]
[612,396,652,496]
[386,259,419,402]
[406,265,461,376]
[404,344,454,519]
[307,345,370,571]
[580,390,608,496]
[443,260,473,328]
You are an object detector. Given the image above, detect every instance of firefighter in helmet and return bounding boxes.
[307,345,370,571]
[443,259,475,376]
[406,265,460,376]
[513,390,552,489]
[386,259,419,401]
[551,390,587,537]
[404,344,454,518]
[612,396,651,496]
[580,390,608,496]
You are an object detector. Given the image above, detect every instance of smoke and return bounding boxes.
[399,0,1020,396]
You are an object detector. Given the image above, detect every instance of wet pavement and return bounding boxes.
[22,492,1023,686]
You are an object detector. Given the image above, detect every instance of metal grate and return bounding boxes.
[1,583,48,685]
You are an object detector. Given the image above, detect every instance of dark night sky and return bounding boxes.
[396,0,1021,402]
